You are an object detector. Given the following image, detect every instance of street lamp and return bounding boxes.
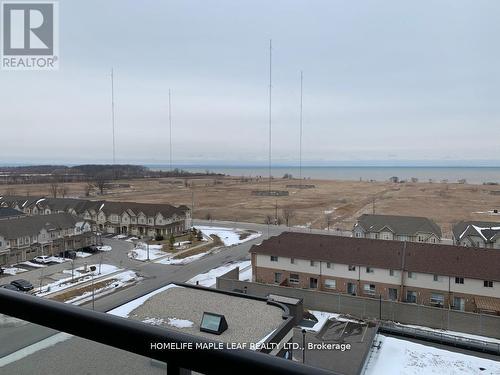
[302,329,306,364]
[90,265,97,310]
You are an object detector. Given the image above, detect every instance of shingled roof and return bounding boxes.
[250,232,500,282]
[453,221,500,243]
[0,207,25,220]
[0,213,78,239]
[355,214,442,237]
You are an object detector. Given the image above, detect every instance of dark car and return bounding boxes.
[10,279,34,292]
[1,284,21,291]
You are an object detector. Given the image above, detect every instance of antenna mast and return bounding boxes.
[111,68,116,164]
[299,71,303,187]
[169,89,173,172]
[268,39,272,193]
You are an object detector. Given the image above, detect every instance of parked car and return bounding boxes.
[0,267,3,275]
[67,251,77,259]
[33,255,51,264]
[0,284,21,291]
[10,279,34,292]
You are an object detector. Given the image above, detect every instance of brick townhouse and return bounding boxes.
[0,213,95,265]
[0,196,191,238]
[250,232,500,314]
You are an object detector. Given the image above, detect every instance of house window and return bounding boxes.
[355,232,361,238]
[406,291,417,303]
[324,279,336,289]
[326,262,331,269]
[270,256,278,262]
[366,267,374,274]
[374,234,379,239]
[290,258,295,264]
[289,274,299,284]
[348,265,356,271]
[363,284,376,295]
[407,272,413,279]
[433,275,439,282]
[389,269,394,276]
[484,280,493,288]
[430,293,444,306]
[455,277,464,284]
[417,235,424,242]
[310,260,316,267]
[274,273,282,283]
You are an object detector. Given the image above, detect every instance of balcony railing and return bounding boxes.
[0,289,337,375]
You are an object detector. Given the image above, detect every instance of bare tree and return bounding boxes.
[205,212,212,221]
[94,173,110,195]
[84,182,93,197]
[49,182,59,198]
[282,208,295,227]
[325,213,333,231]
[264,215,274,225]
[58,185,69,198]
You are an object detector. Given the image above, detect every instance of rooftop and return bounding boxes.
[356,214,442,237]
[108,284,287,344]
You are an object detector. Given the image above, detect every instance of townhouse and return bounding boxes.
[0,207,25,220]
[250,232,500,314]
[452,221,500,249]
[0,196,190,238]
[0,213,94,265]
[353,214,442,243]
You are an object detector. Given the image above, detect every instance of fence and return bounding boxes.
[217,278,500,340]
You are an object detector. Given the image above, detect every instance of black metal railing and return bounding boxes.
[0,289,336,375]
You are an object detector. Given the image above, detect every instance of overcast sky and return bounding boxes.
[1,0,499,165]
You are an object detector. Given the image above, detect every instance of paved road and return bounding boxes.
[0,226,262,360]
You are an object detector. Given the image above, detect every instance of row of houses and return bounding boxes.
[0,213,95,265]
[0,195,191,238]
[250,232,500,314]
[352,214,500,249]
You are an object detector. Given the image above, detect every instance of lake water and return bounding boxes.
[147,165,500,185]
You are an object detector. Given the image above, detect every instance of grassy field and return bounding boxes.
[2,176,500,237]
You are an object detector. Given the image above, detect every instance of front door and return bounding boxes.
[309,278,318,289]
[347,282,357,295]
[388,288,398,301]
[453,297,465,311]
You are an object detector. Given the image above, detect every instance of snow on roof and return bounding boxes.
[22,200,28,207]
[36,198,46,205]
[99,203,105,211]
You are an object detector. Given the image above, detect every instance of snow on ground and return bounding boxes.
[195,226,261,246]
[108,284,182,318]
[394,322,500,345]
[46,256,70,264]
[168,318,194,328]
[96,245,112,252]
[112,234,128,239]
[75,251,92,258]
[186,260,251,287]
[65,270,138,305]
[128,243,170,261]
[365,335,500,375]
[19,261,46,268]
[1,266,27,275]
[36,264,122,297]
[125,237,138,242]
[155,252,208,265]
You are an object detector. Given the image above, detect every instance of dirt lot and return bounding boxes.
[2,176,500,237]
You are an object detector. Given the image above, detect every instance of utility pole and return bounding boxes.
[372,198,376,215]
[275,200,278,224]
[111,68,116,164]
[169,89,173,172]
[268,39,272,194]
[191,190,194,228]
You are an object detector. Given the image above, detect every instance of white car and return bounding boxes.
[33,255,51,264]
